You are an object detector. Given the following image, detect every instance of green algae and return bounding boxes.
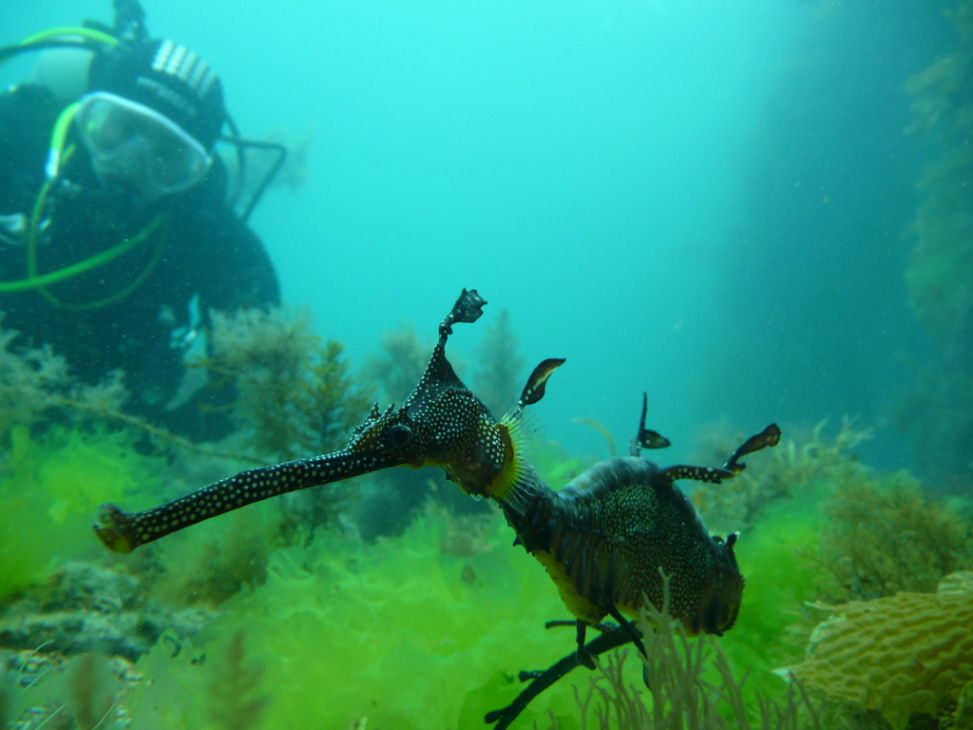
[142,496,284,608]
[124,506,602,729]
[0,424,162,600]
[722,486,826,700]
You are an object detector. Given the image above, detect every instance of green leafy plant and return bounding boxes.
[817,471,973,601]
[202,306,373,461]
[568,570,820,730]
[361,321,431,403]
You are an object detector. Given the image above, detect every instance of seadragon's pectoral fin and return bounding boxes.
[661,423,781,485]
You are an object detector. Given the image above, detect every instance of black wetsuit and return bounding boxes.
[0,83,280,438]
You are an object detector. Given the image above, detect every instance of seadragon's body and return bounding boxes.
[499,457,744,636]
[94,289,779,727]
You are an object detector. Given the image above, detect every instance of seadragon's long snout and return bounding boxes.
[94,447,413,553]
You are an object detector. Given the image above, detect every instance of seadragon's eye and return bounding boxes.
[384,423,414,449]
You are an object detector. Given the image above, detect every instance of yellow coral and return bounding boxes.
[783,572,973,729]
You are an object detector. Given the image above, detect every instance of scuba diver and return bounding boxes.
[0,2,285,439]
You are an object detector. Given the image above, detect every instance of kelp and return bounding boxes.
[902,0,973,483]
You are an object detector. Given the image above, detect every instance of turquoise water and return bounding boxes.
[3,1,920,453]
[3,1,952,468]
[2,2,970,727]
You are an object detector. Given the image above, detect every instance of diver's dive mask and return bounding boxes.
[74,91,212,201]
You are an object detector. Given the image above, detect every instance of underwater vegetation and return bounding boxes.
[362,320,431,404]
[686,414,973,724]
[694,415,973,604]
[0,307,379,721]
[4,505,825,730]
[0,424,158,601]
[0,331,221,724]
[904,0,973,345]
[566,573,820,730]
[773,463,973,728]
[901,0,973,485]
[199,306,377,541]
[472,307,525,418]
[817,470,972,602]
[0,321,167,602]
[689,416,873,534]
[203,306,374,462]
[2,414,970,729]
[2,294,972,729]
[0,317,128,441]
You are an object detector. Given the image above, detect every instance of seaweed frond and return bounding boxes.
[817,471,973,601]
[202,306,373,461]
[573,570,820,729]
[361,321,431,403]
[473,308,524,417]
[572,417,617,458]
[207,632,267,730]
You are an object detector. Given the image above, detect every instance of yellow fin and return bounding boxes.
[484,410,536,506]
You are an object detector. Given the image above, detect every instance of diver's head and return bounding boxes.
[76,39,225,201]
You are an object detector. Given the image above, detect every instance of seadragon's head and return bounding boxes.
[341,288,560,501]
[343,334,509,496]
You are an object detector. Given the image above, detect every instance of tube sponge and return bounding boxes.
[783,571,973,729]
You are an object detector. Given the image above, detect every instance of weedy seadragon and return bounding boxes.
[94,288,779,727]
